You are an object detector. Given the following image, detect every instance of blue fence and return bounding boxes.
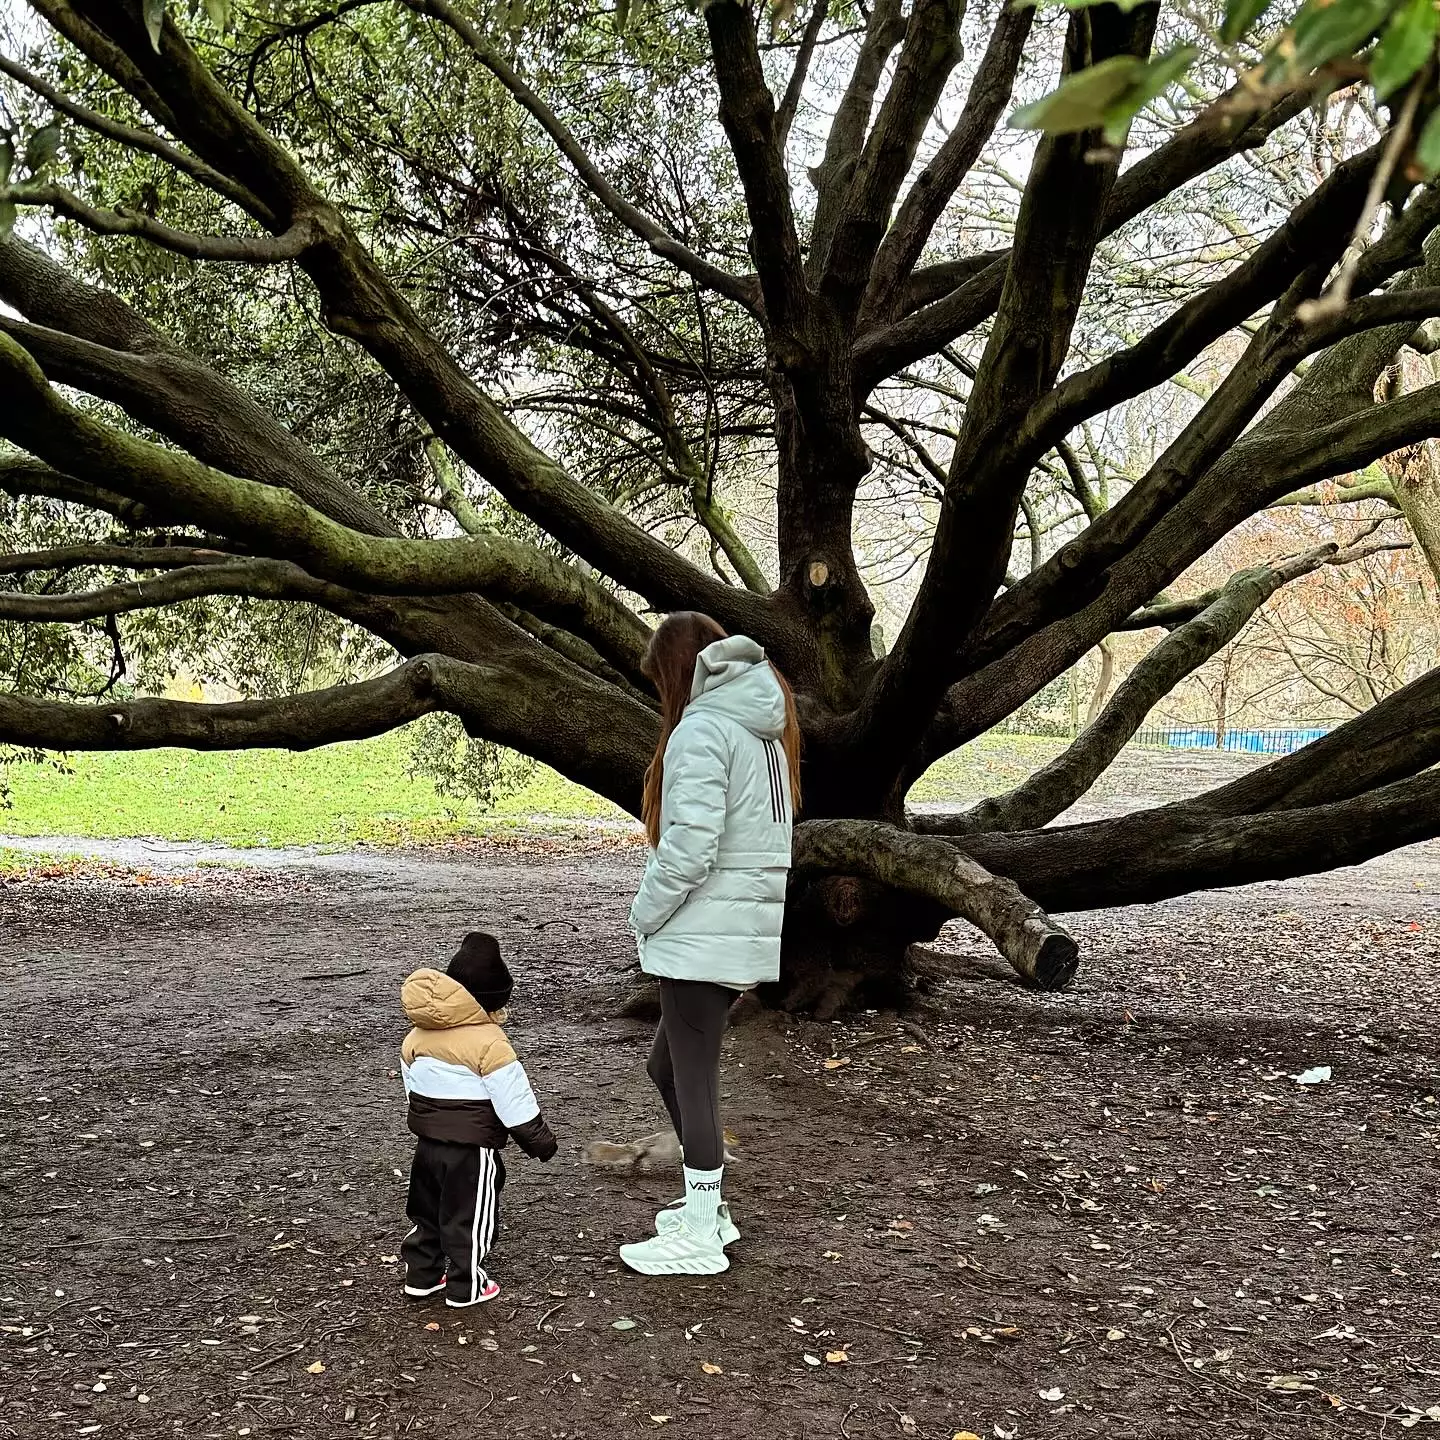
[1131,726,1330,756]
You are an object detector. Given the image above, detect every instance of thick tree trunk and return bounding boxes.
[766,873,951,1018]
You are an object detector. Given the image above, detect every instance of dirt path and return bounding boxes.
[2,837,1439,1440]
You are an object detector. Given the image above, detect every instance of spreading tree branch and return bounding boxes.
[863,5,1033,323]
[820,0,966,318]
[775,0,830,151]
[0,52,263,214]
[957,767,1440,913]
[0,655,452,753]
[703,0,811,343]
[807,0,907,279]
[1019,142,1381,452]
[0,331,654,680]
[30,1,774,645]
[0,543,237,576]
[1119,537,1408,631]
[933,546,1342,836]
[856,82,1314,387]
[794,820,1079,989]
[849,4,1160,795]
[911,340,1440,779]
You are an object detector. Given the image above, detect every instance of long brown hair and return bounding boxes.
[641,612,803,847]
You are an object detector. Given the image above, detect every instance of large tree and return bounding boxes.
[3,0,1440,1012]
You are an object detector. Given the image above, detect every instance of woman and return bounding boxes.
[620,612,801,1276]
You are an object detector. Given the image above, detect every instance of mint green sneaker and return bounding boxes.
[620,1224,730,1276]
[656,1199,740,1247]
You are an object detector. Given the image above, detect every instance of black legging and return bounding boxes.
[646,978,732,1171]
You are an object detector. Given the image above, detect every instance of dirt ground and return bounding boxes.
[3,821,1440,1440]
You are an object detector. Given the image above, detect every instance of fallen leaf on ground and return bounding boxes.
[424,1322,440,1332]
[822,1057,850,1071]
[1038,1386,1064,1401]
[825,1351,848,1363]
[612,1319,637,1330]
[306,1361,326,1375]
[701,1362,722,1375]
[803,1354,821,1366]
[1294,1066,1332,1085]
[954,1432,982,1440]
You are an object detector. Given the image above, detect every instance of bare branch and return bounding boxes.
[957,766,1440,914]
[943,547,1340,835]
[703,0,811,341]
[848,5,1160,794]
[0,655,448,753]
[2,183,318,263]
[775,0,830,152]
[0,543,236,576]
[807,0,907,278]
[1020,142,1381,452]
[856,82,1315,387]
[0,557,325,621]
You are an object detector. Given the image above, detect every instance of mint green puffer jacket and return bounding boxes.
[629,636,794,987]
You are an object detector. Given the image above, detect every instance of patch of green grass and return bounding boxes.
[910,732,1065,803]
[0,728,622,849]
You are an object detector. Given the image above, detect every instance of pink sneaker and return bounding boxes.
[446,1278,500,1309]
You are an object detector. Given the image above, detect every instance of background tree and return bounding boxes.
[4,0,1440,1012]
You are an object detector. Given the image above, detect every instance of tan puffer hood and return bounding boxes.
[402,968,504,1030]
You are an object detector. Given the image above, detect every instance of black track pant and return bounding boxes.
[646,978,732,1171]
[402,1139,505,1301]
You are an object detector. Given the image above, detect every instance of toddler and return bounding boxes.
[399,932,556,1306]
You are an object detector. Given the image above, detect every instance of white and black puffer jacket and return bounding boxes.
[629,636,794,988]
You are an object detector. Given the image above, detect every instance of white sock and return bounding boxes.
[682,1165,724,1237]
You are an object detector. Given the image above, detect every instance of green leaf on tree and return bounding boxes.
[23,122,63,178]
[203,0,232,32]
[0,134,13,189]
[1011,46,1198,140]
[1280,0,1395,78]
[1371,0,1438,98]
[0,199,14,242]
[1221,0,1277,44]
[1101,45,1200,144]
[615,0,631,31]
[505,0,528,33]
[1009,55,1146,134]
[143,0,167,51]
[1415,103,1440,174]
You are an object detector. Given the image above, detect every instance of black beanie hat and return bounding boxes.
[447,932,513,1013]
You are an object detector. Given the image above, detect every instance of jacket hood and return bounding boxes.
[688,635,786,739]
[402,967,505,1030]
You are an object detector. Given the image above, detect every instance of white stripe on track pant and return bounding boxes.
[401,1138,506,1301]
